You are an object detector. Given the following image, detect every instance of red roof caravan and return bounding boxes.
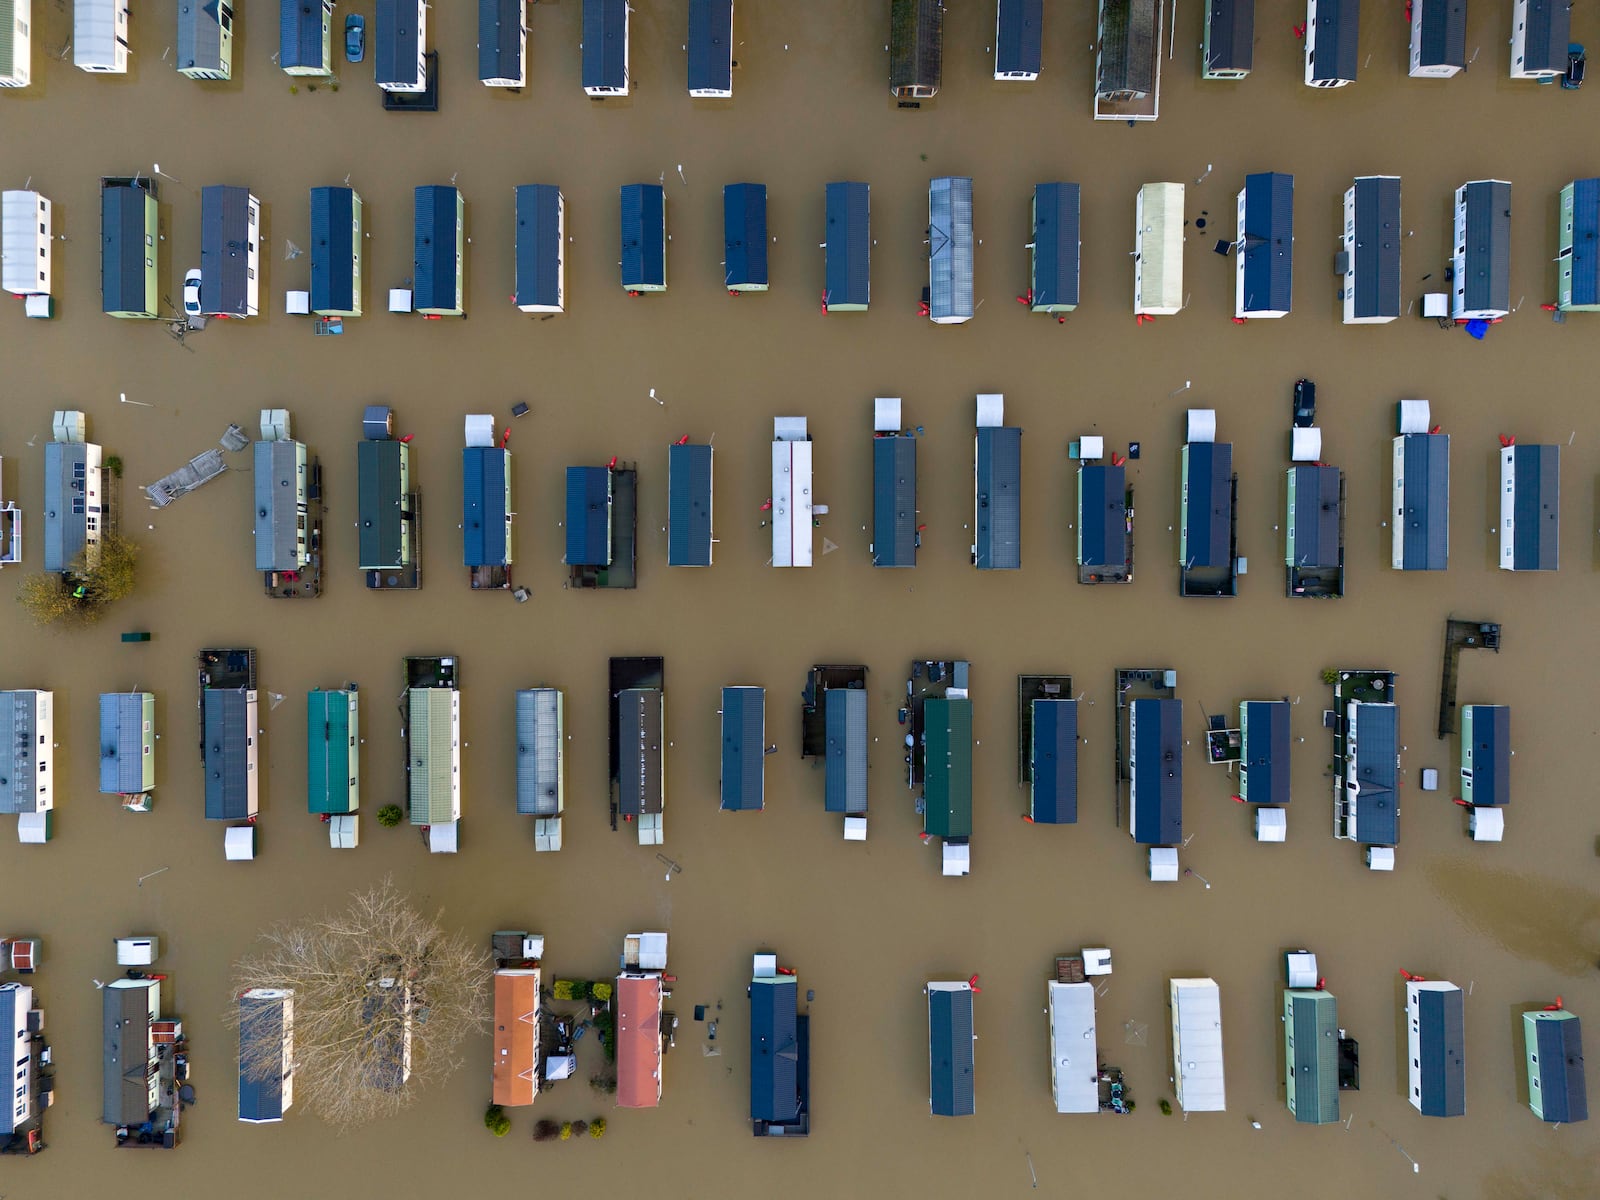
[615,973,664,1108]
[492,969,540,1107]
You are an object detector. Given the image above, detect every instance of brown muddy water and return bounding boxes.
[2,1,1599,1197]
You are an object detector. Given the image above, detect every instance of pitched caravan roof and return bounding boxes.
[1414,984,1466,1117]
[1568,179,1600,307]
[1131,697,1182,844]
[1030,699,1078,823]
[617,688,663,816]
[1049,981,1097,1113]
[975,425,1022,569]
[1032,183,1080,309]
[478,0,524,84]
[1286,990,1339,1124]
[43,441,94,573]
[238,990,290,1122]
[688,0,734,95]
[374,0,424,89]
[1463,705,1510,806]
[408,687,459,825]
[928,984,975,1116]
[615,973,663,1107]
[1349,701,1398,845]
[582,0,628,91]
[178,0,228,74]
[1398,433,1449,570]
[281,0,332,72]
[0,986,29,1134]
[997,0,1043,76]
[100,692,153,795]
[514,185,563,309]
[413,186,461,313]
[720,686,765,812]
[824,687,868,814]
[203,688,255,820]
[872,435,918,567]
[750,976,800,1122]
[254,439,305,573]
[1171,978,1226,1112]
[565,466,612,567]
[1459,181,1511,315]
[462,446,510,567]
[200,185,253,316]
[1099,0,1158,94]
[103,980,157,1126]
[515,689,563,816]
[1417,0,1466,68]
[101,182,154,316]
[1350,177,1401,320]
[1522,0,1570,73]
[1528,1013,1587,1123]
[667,442,713,566]
[306,689,356,814]
[923,697,972,838]
[1205,0,1254,73]
[620,184,666,289]
[723,183,768,288]
[1289,464,1341,569]
[1507,444,1559,570]
[1136,183,1184,311]
[1079,462,1125,568]
[491,970,540,1106]
[824,182,870,308]
[358,439,407,569]
[1311,0,1359,81]
[0,692,43,816]
[1240,172,1293,314]
[310,186,356,314]
[1241,700,1290,806]
[1182,441,1232,568]
[890,0,944,94]
[928,177,974,321]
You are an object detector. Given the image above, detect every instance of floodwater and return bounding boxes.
[2,1,1599,1196]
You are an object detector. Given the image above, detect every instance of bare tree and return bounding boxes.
[227,879,491,1128]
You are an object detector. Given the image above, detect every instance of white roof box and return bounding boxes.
[1469,807,1504,842]
[976,393,1005,428]
[1366,846,1396,871]
[117,936,159,966]
[225,825,257,860]
[1397,399,1431,435]
[464,415,497,448]
[1290,427,1321,463]
[753,953,778,979]
[635,932,669,971]
[1149,847,1180,881]
[1285,952,1318,989]
[1255,807,1287,842]
[874,397,902,432]
[1187,409,1217,444]
[1078,435,1105,461]
[53,411,87,444]
[1082,948,1113,976]
[328,814,359,849]
[773,416,808,442]
[843,816,868,841]
[429,821,460,854]
[942,841,971,876]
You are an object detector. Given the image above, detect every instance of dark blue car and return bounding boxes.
[345,13,365,64]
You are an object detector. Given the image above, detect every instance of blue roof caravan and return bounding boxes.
[414,185,465,317]
[749,953,809,1136]
[1342,176,1401,324]
[479,0,527,88]
[823,182,870,312]
[199,185,261,318]
[995,0,1042,80]
[463,415,513,590]
[1511,0,1569,79]
[99,692,155,807]
[801,665,869,840]
[1305,0,1358,87]
[723,183,768,292]
[973,395,1021,570]
[358,406,419,589]
[582,0,629,96]
[1179,409,1238,597]
[620,184,667,293]
[1202,0,1253,78]
[1498,443,1558,571]
[565,461,638,590]
[688,0,734,98]
[42,409,104,574]
[1409,0,1465,77]
[1030,183,1080,314]
[101,176,160,319]
[1330,669,1400,868]
[238,989,294,1123]
[1558,180,1600,313]
[177,0,234,80]
[720,686,765,812]
[609,657,665,846]
[1391,400,1449,571]
[515,185,564,314]
[1129,697,1182,846]
[928,177,974,324]
[1019,675,1077,824]
[667,441,713,567]
[1235,172,1293,319]
[375,0,427,93]
[281,0,334,77]
[310,186,362,318]
[927,980,976,1116]
[1523,1008,1587,1124]
[1077,438,1132,584]
[1451,181,1511,321]
[871,398,917,568]
[1407,980,1465,1117]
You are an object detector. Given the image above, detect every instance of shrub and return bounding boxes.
[589,1074,616,1094]
[533,1119,560,1142]
[1321,668,1339,686]
[1159,1098,1173,1115]
[570,1120,587,1138]
[589,981,612,1003]
[104,455,124,478]
[589,1117,607,1139]
[376,805,404,828]
[484,1104,510,1136]
[559,1121,573,1141]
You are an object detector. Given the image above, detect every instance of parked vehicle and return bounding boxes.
[1564,43,1586,90]
[345,14,365,64]
[183,269,202,317]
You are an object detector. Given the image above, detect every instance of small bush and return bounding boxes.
[533,1119,560,1142]
[589,1074,617,1094]
[589,981,612,1003]
[104,455,124,478]
[570,1120,587,1138]
[376,805,404,828]
[559,1121,573,1141]
[1159,1098,1173,1115]
[484,1104,510,1136]
[1321,668,1339,686]
[589,1117,607,1139]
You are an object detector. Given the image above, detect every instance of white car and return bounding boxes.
[183,269,202,317]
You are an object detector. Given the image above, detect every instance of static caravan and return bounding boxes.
[310,186,362,318]
[463,417,512,589]
[582,0,629,96]
[0,0,31,87]
[307,687,359,823]
[1029,699,1078,824]
[1129,697,1182,844]
[973,394,1021,570]
[928,176,974,324]
[375,0,427,92]
[667,442,713,566]
[724,183,768,292]
[1235,172,1293,319]
[1170,978,1226,1112]
[254,421,310,575]
[361,983,413,1091]
[615,973,664,1107]
[750,960,806,1133]
[890,0,943,99]
[996,0,1042,80]
[479,0,527,88]
[928,981,976,1116]
[1460,704,1510,807]
[514,184,564,314]
[772,417,813,568]
[1031,183,1080,314]
[2,190,50,297]
[238,989,294,1124]
[1392,402,1449,571]
[1134,183,1183,315]
[1407,981,1465,1117]
[0,691,53,837]
[281,0,335,77]
[99,692,156,801]
[414,185,465,317]
[101,177,160,319]
[1452,180,1511,320]
[103,979,160,1126]
[1558,179,1600,313]
[921,697,973,847]
[1499,443,1558,571]
[1342,176,1401,323]
[203,689,259,820]
[177,0,235,80]
[688,0,734,97]
[407,687,461,830]
[616,687,665,844]
[199,185,262,318]
[0,983,34,1136]
[491,969,540,1106]
[76,0,130,73]
[720,686,765,812]
[1410,0,1466,77]
[824,686,868,829]
[1284,990,1339,1124]
[1202,0,1253,79]
[1049,981,1097,1113]
[1305,0,1358,87]
[1341,698,1399,847]
[1524,1010,1587,1124]
[1078,460,1130,583]
[1095,0,1162,119]
[358,407,416,582]
[1179,409,1237,597]
[872,398,917,568]
[42,412,104,572]
[1238,700,1290,805]
[823,181,870,311]
[1286,464,1344,595]
[514,688,564,849]
[620,183,667,293]
[1511,0,1569,79]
